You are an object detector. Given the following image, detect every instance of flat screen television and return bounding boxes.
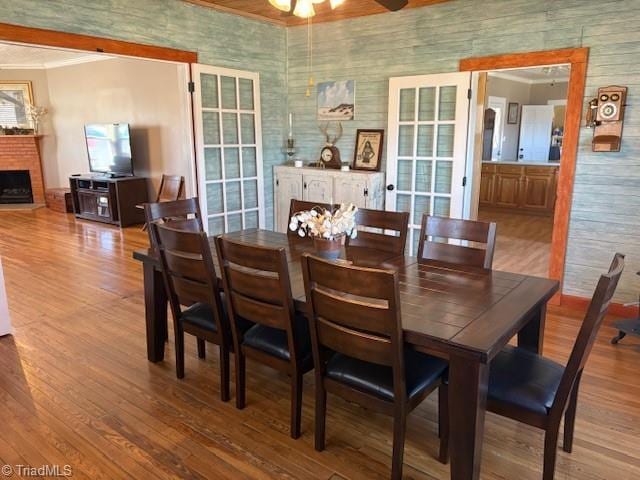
[84,123,134,176]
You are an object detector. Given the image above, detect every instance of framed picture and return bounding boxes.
[353,129,384,171]
[0,81,34,128]
[317,80,355,121]
[507,102,519,124]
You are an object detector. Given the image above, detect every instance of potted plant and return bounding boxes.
[289,203,358,258]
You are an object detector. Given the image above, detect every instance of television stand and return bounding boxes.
[69,175,148,227]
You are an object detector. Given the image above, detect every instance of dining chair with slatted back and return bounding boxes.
[301,253,449,479]
[157,174,185,202]
[345,208,410,255]
[417,215,497,269]
[215,236,314,439]
[287,199,336,236]
[486,252,625,480]
[144,198,203,245]
[151,222,232,401]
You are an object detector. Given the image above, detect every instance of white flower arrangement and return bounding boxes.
[25,104,48,134]
[289,203,358,240]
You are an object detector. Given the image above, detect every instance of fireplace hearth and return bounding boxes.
[0,170,34,204]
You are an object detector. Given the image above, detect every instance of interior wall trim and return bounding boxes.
[460,47,589,305]
[0,22,198,64]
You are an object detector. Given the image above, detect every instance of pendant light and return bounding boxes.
[330,0,345,7]
[268,0,291,12]
[293,0,316,18]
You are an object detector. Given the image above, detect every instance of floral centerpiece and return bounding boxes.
[289,203,358,257]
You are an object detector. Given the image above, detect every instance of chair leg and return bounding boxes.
[197,338,206,359]
[391,408,407,480]
[220,344,230,402]
[175,327,185,379]
[563,373,582,453]
[290,372,303,439]
[543,427,560,480]
[315,377,327,451]
[438,385,449,464]
[235,351,246,409]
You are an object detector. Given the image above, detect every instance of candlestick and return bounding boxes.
[288,112,293,138]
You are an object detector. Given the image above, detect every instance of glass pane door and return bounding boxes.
[193,65,263,235]
[386,73,471,255]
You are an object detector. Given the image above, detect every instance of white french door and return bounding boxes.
[192,64,264,235]
[386,72,471,255]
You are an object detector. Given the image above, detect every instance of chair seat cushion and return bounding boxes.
[180,294,252,334]
[488,345,565,415]
[325,349,447,402]
[242,314,313,371]
[180,302,218,332]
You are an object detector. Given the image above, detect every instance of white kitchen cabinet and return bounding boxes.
[274,166,385,233]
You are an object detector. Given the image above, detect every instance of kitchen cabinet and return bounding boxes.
[274,166,385,233]
[479,162,558,216]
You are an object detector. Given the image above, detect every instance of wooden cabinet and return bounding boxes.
[274,166,385,233]
[479,163,558,216]
[478,168,495,205]
[69,176,148,227]
[303,173,333,203]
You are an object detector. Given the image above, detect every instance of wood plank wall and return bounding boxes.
[0,0,287,230]
[286,0,640,303]
[2,0,639,303]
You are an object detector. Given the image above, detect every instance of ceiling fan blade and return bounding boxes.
[374,0,409,11]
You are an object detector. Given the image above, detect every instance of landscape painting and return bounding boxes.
[317,80,355,121]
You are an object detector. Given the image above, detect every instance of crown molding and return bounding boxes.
[489,71,569,85]
[0,55,109,70]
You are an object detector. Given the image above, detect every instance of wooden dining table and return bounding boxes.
[133,228,559,480]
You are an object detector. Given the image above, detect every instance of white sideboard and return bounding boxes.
[273,165,385,233]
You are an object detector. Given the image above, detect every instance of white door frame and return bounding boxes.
[487,95,506,161]
[386,72,472,255]
[386,72,471,213]
[192,64,265,233]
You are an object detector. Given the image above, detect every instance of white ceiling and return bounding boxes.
[489,65,570,85]
[0,42,108,69]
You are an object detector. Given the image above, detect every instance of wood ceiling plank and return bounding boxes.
[184,0,451,26]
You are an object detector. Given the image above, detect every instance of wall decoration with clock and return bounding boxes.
[586,85,628,152]
[317,122,343,169]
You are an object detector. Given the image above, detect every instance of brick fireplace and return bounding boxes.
[0,136,45,204]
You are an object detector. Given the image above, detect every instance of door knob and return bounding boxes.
[386,184,395,191]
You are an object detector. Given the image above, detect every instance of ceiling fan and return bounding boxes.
[269,0,409,18]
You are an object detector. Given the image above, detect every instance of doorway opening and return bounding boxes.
[476,65,570,277]
[460,48,588,300]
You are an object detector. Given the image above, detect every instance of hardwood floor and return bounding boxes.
[0,208,639,479]
[477,207,553,278]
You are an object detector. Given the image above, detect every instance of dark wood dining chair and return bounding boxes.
[287,199,336,236]
[215,236,314,439]
[345,208,410,255]
[301,253,449,479]
[486,253,625,480]
[139,175,185,229]
[156,174,185,203]
[151,222,233,401]
[144,198,203,243]
[417,215,497,269]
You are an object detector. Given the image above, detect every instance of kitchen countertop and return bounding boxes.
[482,160,560,167]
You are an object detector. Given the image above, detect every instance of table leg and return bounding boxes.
[143,261,167,362]
[448,354,488,480]
[518,302,546,354]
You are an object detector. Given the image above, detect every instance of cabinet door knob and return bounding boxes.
[386,184,395,191]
